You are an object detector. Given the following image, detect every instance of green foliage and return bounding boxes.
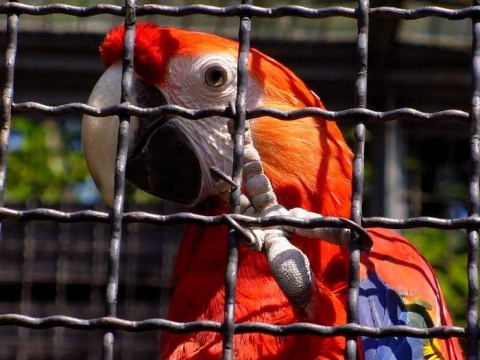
[5,116,159,206]
[6,116,90,204]
[404,228,468,326]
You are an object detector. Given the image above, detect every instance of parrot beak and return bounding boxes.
[82,63,202,206]
[82,64,122,206]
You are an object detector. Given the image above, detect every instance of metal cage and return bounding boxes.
[0,1,478,359]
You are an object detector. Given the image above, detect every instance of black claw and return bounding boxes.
[223,215,258,249]
[210,166,238,189]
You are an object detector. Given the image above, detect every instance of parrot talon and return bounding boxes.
[209,166,238,189]
[223,215,261,250]
[227,100,236,117]
[227,101,236,135]
[355,233,373,252]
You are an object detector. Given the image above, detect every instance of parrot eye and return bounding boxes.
[205,66,228,88]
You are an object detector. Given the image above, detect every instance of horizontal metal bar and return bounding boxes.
[248,107,470,123]
[3,206,480,232]
[0,314,466,339]
[11,102,231,119]
[363,216,480,230]
[11,102,470,123]
[0,207,369,240]
[370,5,480,20]
[0,314,221,332]
[138,4,358,19]
[0,3,355,19]
[0,3,478,20]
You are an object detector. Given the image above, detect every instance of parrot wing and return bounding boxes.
[358,272,425,359]
[358,228,463,360]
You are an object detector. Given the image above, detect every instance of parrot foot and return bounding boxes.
[211,121,369,315]
[253,227,315,314]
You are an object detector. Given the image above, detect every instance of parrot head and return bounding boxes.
[82,23,352,216]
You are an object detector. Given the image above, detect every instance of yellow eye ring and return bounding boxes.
[205,66,228,88]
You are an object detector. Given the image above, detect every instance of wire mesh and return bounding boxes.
[0,1,478,360]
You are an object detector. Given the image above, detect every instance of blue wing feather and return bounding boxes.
[359,273,424,360]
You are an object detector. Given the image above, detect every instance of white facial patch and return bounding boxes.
[158,53,263,202]
[165,54,238,107]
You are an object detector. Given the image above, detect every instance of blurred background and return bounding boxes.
[0,0,474,358]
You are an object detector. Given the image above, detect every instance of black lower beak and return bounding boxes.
[126,120,202,206]
[125,78,203,206]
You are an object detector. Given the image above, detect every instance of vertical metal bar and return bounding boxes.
[466,3,480,358]
[90,214,107,358]
[54,222,69,360]
[18,215,35,360]
[222,2,252,359]
[1,5,20,357]
[101,1,136,359]
[347,0,369,359]
[0,2,18,208]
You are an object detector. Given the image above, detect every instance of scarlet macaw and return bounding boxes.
[82,23,463,359]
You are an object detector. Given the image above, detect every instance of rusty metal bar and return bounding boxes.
[0,3,356,18]
[0,313,466,337]
[6,205,480,232]
[0,207,371,235]
[222,1,252,358]
[0,3,479,21]
[346,0,369,358]
[101,1,136,359]
[10,102,471,123]
[0,1,17,208]
[466,1,480,358]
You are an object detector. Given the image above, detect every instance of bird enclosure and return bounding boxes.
[0,1,477,359]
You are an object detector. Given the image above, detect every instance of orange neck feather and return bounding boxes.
[252,116,352,218]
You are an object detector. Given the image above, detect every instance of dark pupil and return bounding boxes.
[210,69,223,84]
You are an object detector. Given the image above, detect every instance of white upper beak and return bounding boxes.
[81,63,122,206]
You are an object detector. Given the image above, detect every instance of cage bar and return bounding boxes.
[466,1,480,358]
[101,1,137,359]
[221,2,253,359]
[345,0,369,358]
[0,2,17,208]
